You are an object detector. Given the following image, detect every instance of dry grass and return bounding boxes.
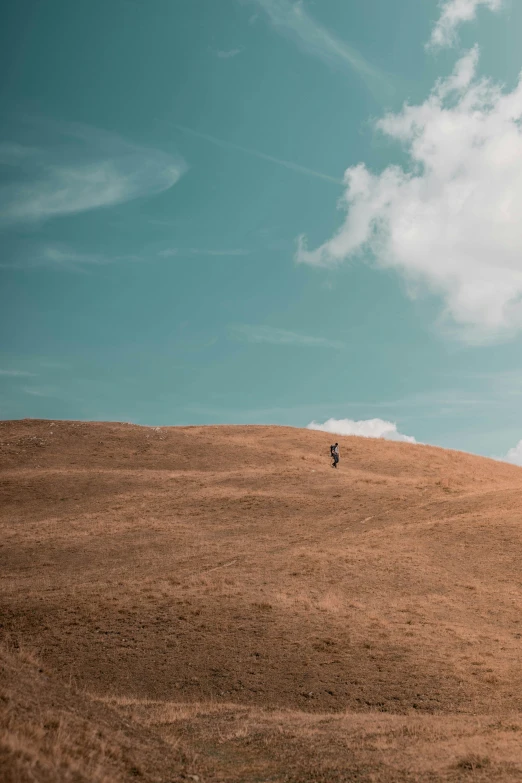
[0,644,192,783]
[2,420,522,781]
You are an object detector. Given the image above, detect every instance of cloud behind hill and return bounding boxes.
[501,439,522,466]
[307,417,416,443]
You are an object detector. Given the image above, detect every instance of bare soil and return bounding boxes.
[2,419,522,781]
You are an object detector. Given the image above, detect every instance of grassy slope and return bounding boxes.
[0,642,190,783]
[2,419,522,781]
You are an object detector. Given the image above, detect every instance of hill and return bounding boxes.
[2,419,522,781]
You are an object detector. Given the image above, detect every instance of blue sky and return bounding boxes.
[2,0,522,461]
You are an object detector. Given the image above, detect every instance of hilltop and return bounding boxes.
[2,419,522,781]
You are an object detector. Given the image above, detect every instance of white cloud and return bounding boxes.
[429,0,503,49]
[0,369,36,377]
[175,123,343,184]
[21,385,59,398]
[230,324,344,348]
[39,246,112,268]
[501,439,522,466]
[0,143,38,165]
[0,242,130,271]
[297,48,522,343]
[0,123,186,226]
[38,360,69,369]
[251,0,392,98]
[215,48,244,59]
[307,417,416,443]
[159,247,250,258]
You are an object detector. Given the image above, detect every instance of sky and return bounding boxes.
[2,0,522,462]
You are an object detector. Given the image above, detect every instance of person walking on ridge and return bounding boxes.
[330,442,340,469]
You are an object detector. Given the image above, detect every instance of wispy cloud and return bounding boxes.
[0,142,38,165]
[230,324,344,348]
[21,385,59,398]
[250,0,393,99]
[159,247,250,258]
[175,124,343,185]
[428,0,503,49]
[183,388,493,423]
[215,47,244,59]
[38,360,70,369]
[0,121,187,227]
[2,239,250,272]
[0,242,129,272]
[38,246,112,270]
[0,369,37,377]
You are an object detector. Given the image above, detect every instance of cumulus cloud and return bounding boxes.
[297,48,522,343]
[307,417,416,443]
[0,122,186,226]
[230,324,344,348]
[429,0,503,49]
[501,440,522,466]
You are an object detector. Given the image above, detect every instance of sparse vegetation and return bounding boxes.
[2,420,522,781]
[456,754,491,771]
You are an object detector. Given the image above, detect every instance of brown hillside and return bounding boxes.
[2,419,522,781]
[0,641,191,783]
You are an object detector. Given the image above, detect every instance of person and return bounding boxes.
[330,442,339,469]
